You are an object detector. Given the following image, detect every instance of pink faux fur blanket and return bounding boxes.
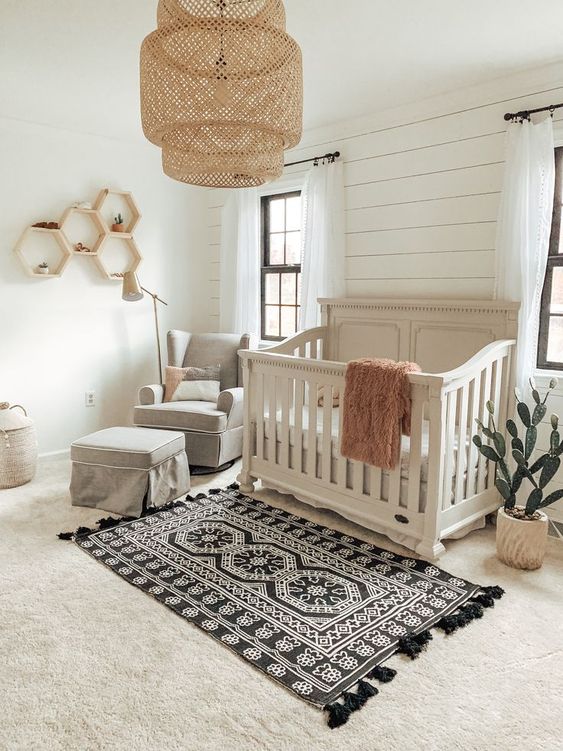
[340,358,421,470]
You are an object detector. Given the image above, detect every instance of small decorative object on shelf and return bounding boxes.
[112,213,126,232]
[74,242,92,253]
[32,221,59,230]
[0,402,38,489]
[71,201,92,209]
[37,262,50,274]
[472,378,562,570]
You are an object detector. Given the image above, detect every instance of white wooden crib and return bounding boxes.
[237,299,519,559]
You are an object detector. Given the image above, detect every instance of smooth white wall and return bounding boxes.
[0,117,207,454]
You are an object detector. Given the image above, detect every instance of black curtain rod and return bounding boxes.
[504,102,563,121]
[284,151,340,168]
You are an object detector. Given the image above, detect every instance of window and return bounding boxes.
[260,191,302,341]
[538,147,563,369]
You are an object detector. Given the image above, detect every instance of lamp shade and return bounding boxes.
[121,271,144,302]
[140,0,303,188]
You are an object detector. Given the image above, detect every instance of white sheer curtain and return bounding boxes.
[495,117,555,394]
[219,189,260,336]
[299,160,346,329]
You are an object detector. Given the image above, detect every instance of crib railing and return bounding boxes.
[238,335,515,557]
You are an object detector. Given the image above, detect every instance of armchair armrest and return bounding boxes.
[139,384,164,405]
[217,387,244,429]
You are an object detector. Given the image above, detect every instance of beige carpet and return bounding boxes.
[1,457,562,751]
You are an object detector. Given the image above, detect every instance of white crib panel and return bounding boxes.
[336,402,347,490]
[388,462,402,508]
[488,358,503,487]
[353,461,364,495]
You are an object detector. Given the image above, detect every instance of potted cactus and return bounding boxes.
[37,261,49,275]
[112,213,126,232]
[472,378,562,569]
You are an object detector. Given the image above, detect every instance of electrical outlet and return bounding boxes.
[85,390,96,407]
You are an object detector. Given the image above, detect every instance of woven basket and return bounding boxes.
[0,404,38,489]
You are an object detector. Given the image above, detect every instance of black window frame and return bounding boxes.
[538,146,563,370]
[260,191,302,342]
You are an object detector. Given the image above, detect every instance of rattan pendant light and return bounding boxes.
[140,0,303,188]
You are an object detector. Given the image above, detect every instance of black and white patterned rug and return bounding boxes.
[71,486,504,728]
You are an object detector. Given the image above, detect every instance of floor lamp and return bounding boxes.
[121,271,168,383]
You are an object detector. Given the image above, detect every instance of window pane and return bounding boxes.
[269,199,285,232]
[550,267,563,313]
[265,273,280,305]
[281,273,296,304]
[285,231,301,265]
[547,316,563,363]
[265,306,280,337]
[281,306,297,338]
[286,195,301,231]
[269,233,284,264]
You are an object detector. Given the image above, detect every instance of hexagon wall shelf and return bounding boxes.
[15,227,73,278]
[94,189,141,235]
[95,235,143,280]
[60,207,108,256]
[13,188,143,280]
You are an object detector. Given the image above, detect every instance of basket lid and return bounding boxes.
[0,403,33,430]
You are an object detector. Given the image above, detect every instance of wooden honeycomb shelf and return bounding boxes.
[14,189,143,280]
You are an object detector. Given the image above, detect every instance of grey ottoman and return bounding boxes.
[70,427,190,517]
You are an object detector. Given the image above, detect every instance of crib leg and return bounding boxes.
[237,470,256,495]
[415,538,446,561]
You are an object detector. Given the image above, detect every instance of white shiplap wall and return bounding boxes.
[204,64,563,328]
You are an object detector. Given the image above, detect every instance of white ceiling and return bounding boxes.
[1,0,563,141]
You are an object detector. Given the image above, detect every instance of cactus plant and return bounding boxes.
[472,378,563,519]
[114,213,123,225]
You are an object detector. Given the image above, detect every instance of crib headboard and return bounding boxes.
[319,298,519,373]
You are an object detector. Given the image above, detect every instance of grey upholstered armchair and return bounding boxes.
[134,331,254,470]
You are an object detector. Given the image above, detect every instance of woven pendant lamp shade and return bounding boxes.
[140,0,303,188]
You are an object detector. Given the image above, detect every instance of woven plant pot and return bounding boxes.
[496,507,548,571]
[0,404,38,489]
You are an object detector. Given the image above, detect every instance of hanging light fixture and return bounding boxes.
[140,0,303,188]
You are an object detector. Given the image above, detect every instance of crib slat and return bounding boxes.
[307,379,318,478]
[407,391,424,512]
[310,339,317,359]
[336,401,347,489]
[268,374,277,464]
[488,358,503,487]
[294,379,304,473]
[256,372,264,461]
[466,375,481,499]
[369,466,382,500]
[477,364,492,492]
[454,383,469,503]
[442,390,457,509]
[280,377,291,470]
[322,385,332,483]
[353,461,363,495]
[388,462,402,508]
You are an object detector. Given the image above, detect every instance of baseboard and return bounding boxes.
[38,448,70,461]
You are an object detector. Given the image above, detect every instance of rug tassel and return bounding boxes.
[471,585,505,609]
[57,531,73,540]
[227,482,240,490]
[357,679,379,700]
[208,488,221,495]
[368,665,397,683]
[343,691,365,712]
[436,602,484,635]
[397,629,433,659]
[324,702,351,729]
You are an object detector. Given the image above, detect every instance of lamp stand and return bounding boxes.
[141,286,168,383]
